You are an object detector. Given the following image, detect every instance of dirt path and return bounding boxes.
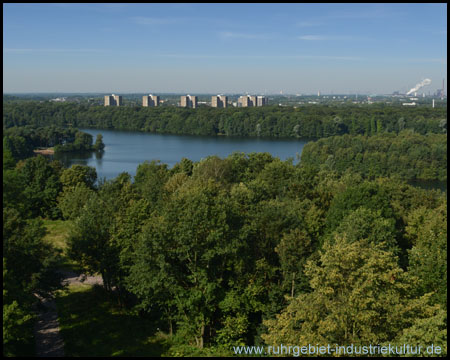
[58,269,104,287]
[34,270,103,357]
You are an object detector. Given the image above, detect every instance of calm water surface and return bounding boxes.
[53,129,310,181]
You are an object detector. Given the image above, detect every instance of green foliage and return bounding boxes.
[325,181,395,233]
[3,147,16,170]
[406,203,447,308]
[262,236,444,349]
[3,135,34,161]
[3,259,35,357]
[15,155,63,219]
[330,207,398,251]
[192,156,234,185]
[55,284,170,357]
[60,164,97,190]
[171,157,194,176]
[3,207,62,356]
[128,179,241,348]
[3,125,101,153]
[301,132,447,181]
[4,122,444,354]
[134,160,170,205]
[394,307,447,356]
[3,165,30,218]
[67,194,117,290]
[3,208,62,298]
[3,101,446,139]
[94,134,105,151]
[275,228,313,297]
[2,299,34,357]
[57,183,96,220]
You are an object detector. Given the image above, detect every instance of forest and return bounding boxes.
[2,99,447,356]
[3,125,104,159]
[3,101,447,139]
[301,131,447,181]
[3,150,447,356]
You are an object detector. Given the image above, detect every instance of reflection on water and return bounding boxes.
[52,150,104,168]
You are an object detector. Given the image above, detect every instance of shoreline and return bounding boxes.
[34,148,55,155]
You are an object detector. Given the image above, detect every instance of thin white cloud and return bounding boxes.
[292,55,362,61]
[298,35,361,41]
[152,53,363,61]
[293,6,399,29]
[298,35,326,41]
[219,31,273,40]
[4,48,107,53]
[130,16,181,25]
[325,7,395,20]
[398,58,447,64]
[296,21,323,27]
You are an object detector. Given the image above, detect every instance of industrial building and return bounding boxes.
[180,95,198,108]
[211,95,228,108]
[143,94,160,107]
[104,94,122,106]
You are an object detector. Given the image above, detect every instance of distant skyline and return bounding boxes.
[3,3,447,94]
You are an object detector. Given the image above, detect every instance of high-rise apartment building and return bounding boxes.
[238,95,266,107]
[114,94,122,106]
[238,95,250,107]
[143,94,160,107]
[104,94,122,106]
[180,95,197,108]
[211,95,228,108]
[257,96,267,107]
[104,95,114,106]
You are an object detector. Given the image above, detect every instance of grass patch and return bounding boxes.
[55,284,171,357]
[42,219,83,273]
[42,219,71,252]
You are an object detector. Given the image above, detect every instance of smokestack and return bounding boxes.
[442,79,445,99]
[432,99,435,108]
[406,78,432,95]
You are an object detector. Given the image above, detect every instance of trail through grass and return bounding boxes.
[42,219,170,356]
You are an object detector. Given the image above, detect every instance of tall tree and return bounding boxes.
[262,235,443,348]
[406,203,447,308]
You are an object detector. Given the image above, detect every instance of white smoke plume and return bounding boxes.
[406,78,431,95]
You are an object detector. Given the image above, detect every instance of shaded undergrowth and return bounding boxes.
[55,284,170,356]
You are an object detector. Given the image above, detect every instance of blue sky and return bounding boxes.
[3,3,447,94]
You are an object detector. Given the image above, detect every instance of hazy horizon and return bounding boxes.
[3,3,447,94]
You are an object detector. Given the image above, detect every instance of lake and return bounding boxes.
[53,129,310,181]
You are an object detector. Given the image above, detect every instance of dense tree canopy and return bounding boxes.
[262,236,445,352]
[60,153,447,353]
[2,100,447,355]
[3,101,446,139]
[301,131,447,181]
[3,125,103,155]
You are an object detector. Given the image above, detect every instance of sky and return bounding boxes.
[3,3,447,94]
